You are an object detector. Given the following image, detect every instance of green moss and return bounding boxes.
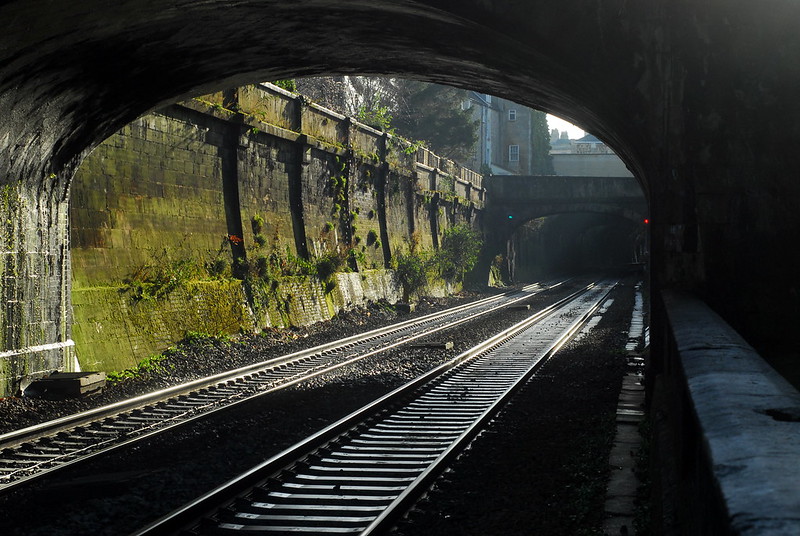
[367,229,379,246]
[72,280,253,372]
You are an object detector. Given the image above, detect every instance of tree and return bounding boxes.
[298,76,479,164]
[391,81,479,162]
[529,109,554,174]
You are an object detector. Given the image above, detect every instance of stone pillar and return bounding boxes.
[0,180,74,396]
[289,95,310,260]
[376,133,392,268]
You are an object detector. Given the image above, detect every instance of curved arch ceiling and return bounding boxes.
[0,0,654,193]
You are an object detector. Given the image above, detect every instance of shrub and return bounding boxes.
[272,79,297,92]
[251,214,265,234]
[394,252,428,299]
[315,251,346,281]
[123,258,201,302]
[436,223,483,283]
[206,258,229,278]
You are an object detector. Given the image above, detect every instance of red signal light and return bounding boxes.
[643,218,650,224]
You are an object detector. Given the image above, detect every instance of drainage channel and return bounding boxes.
[0,279,572,495]
[133,279,618,536]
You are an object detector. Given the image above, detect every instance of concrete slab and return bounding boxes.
[605,495,636,516]
[612,426,642,446]
[664,291,800,534]
[25,371,106,398]
[607,474,639,497]
[609,456,636,472]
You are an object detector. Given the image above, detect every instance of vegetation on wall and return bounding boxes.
[357,92,395,132]
[435,223,483,283]
[69,82,490,382]
[270,79,297,92]
[123,258,202,302]
[246,213,351,294]
[391,223,483,299]
[356,82,478,162]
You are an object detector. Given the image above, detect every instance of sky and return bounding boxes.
[547,114,585,140]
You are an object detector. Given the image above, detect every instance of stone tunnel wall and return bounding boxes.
[0,184,75,396]
[66,83,484,377]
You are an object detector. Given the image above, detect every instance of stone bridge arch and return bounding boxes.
[0,1,799,399]
[484,175,647,246]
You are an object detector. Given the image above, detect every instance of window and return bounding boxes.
[508,109,517,121]
[508,145,520,162]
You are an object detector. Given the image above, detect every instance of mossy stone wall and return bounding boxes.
[71,108,231,288]
[0,181,75,395]
[68,83,482,376]
[71,281,253,372]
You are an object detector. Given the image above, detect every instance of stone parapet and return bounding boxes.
[658,291,800,535]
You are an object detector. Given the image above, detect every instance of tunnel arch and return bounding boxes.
[0,1,654,198]
[503,211,646,282]
[3,0,800,396]
[505,206,646,235]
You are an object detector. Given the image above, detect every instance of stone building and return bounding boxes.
[549,132,634,178]
[464,93,551,175]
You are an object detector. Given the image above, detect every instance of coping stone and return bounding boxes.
[663,290,800,535]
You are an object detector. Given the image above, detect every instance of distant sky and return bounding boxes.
[547,114,585,140]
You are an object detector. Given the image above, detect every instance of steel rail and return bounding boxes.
[131,279,616,536]
[0,278,570,494]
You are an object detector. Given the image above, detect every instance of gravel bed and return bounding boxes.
[392,280,635,535]
[0,276,637,535]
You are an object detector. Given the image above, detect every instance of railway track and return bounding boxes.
[134,278,618,536]
[0,278,573,495]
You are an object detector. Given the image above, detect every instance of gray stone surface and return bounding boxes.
[664,291,800,535]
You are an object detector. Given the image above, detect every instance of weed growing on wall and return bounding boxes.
[123,258,202,302]
[271,79,297,93]
[314,251,346,282]
[358,92,395,132]
[206,258,230,278]
[438,174,455,192]
[366,229,379,246]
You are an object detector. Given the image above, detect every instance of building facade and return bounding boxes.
[464,93,551,176]
[549,131,634,177]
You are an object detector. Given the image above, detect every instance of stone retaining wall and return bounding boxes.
[65,83,483,377]
[71,270,403,373]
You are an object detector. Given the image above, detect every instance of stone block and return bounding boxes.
[396,302,415,313]
[25,371,106,398]
[664,291,800,533]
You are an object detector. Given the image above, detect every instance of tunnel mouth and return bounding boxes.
[502,212,647,284]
